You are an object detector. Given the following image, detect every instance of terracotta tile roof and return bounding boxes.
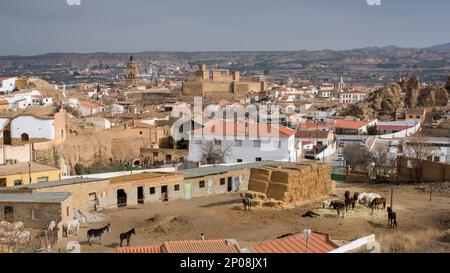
[162,239,242,253]
[116,246,161,253]
[251,232,338,253]
[296,130,332,139]
[329,119,376,130]
[193,121,296,138]
[298,122,329,130]
[80,101,101,109]
[0,77,14,81]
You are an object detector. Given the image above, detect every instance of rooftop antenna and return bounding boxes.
[303,228,312,253]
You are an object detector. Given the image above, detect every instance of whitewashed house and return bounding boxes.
[0,77,16,94]
[188,121,297,163]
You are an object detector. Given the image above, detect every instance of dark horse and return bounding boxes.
[119,228,136,247]
[329,201,346,217]
[344,191,356,212]
[87,224,111,245]
[370,197,386,209]
[240,193,253,211]
[302,211,320,218]
[387,207,398,228]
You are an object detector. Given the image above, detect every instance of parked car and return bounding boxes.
[336,155,345,161]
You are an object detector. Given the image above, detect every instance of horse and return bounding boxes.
[344,191,351,199]
[240,193,253,211]
[119,228,136,247]
[65,218,85,235]
[87,224,111,246]
[387,207,398,228]
[302,211,320,218]
[329,201,346,217]
[361,193,381,207]
[344,197,356,211]
[370,197,386,210]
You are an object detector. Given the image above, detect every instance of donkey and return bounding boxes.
[240,193,253,211]
[387,207,398,228]
[329,201,346,217]
[119,228,136,247]
[87,224,111,246]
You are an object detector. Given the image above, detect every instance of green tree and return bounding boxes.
[367,124,379,135]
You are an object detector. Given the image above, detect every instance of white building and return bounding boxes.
[0,77,16,94]
[338,91,368,104]
[188,121,297,163]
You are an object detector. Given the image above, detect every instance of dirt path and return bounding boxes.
[54,183,450,253]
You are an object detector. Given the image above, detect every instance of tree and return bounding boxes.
[369,145,396,176]
[405,133,433,183]
[367,124,379,135]
[343,143,370,170]
[200,140,232,166]
[176,138,189,150]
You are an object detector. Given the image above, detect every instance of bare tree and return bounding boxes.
[369,145,396,176]
[343,143,370,170]
[200,140,232,166]
[406,133,433,183]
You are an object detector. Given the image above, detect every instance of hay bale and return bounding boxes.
[248,179,269,193]
[266,182,289,201]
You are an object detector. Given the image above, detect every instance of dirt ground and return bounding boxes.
[54,183,450,253]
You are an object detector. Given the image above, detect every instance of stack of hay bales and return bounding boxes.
[247,162,333,208]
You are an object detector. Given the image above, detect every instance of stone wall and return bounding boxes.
[397,156,450,183]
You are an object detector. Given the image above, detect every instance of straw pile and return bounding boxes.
[247,162,333,207]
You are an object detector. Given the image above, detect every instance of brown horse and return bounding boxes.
[370,197,386,209]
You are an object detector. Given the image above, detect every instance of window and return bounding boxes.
[234,140,243,146]
[416,116,420,119]
[139,131,143,135]
[433,156,440,162]
[214,139,222,145]
[253,140,261,147]
[149,187,156,194]
[199,181,205,188]
[37,177,49,183]
[220,178,225,185]
[237,159,243,163]
[14,180,22,186]
[67,206,70,217]
[174,184,180,191]
[0,178,6,188]
[256,157,262,162]
[32,209,43,220]
[166,154,172,162]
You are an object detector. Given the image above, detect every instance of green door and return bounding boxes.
[184,183,192,200]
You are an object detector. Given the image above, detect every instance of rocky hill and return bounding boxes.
[342,76,450,120]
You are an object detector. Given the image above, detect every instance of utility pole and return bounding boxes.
[390,187,394,210]
[28,161,32,184]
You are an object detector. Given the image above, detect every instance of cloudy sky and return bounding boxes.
[1,0,449,55]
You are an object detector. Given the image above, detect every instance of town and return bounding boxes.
[0,0,449,256]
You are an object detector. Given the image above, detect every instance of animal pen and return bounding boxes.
[247,162,334,208]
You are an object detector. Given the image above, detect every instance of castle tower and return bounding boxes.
[125,55,139,85]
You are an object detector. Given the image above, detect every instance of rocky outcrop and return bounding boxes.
[341,76,449,120]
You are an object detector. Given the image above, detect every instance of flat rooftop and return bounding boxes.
[0,162,59,176]
[182,161,278,179]
[0,192,71,203]
[13,177,108,190]
[110,172,177,184]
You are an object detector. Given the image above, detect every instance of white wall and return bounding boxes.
[0,78,16,93]
[11,116,55,140]
[188,135,296,163]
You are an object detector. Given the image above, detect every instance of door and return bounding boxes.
[227,177,233,192]
[137,186,144,204]
[207,179,214,195]
[4,206,13,222]
[117,189,127,207]
[88,193,98,211]
[161,185,168,201]
[184,184,192,200]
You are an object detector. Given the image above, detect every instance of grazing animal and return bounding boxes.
[66,219,84,235]
[87,224,111,245]
[370,197,386,210]
[119,228,136,247]
[361,193,381,207]
[329,201,346,217]
[240,193,253,211]
[345,197,356,211]
[344,191,351,199]
[357,192,368,203]
[387,207,398,228]
[302,211,320,218]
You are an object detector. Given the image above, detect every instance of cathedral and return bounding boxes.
[125,55,139,86]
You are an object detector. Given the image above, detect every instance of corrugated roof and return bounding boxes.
[13,177,107,190]
[251,232,338,253]
[182,161,275,179]
[162,239,241,253]
[0,192,71,203]
[116,246,161,253]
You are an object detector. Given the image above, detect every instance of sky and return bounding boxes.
[1,0,450,55]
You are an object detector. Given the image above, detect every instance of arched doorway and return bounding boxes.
[117,189,127,207]
[3,130,11,145]
[21,133,29,142]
